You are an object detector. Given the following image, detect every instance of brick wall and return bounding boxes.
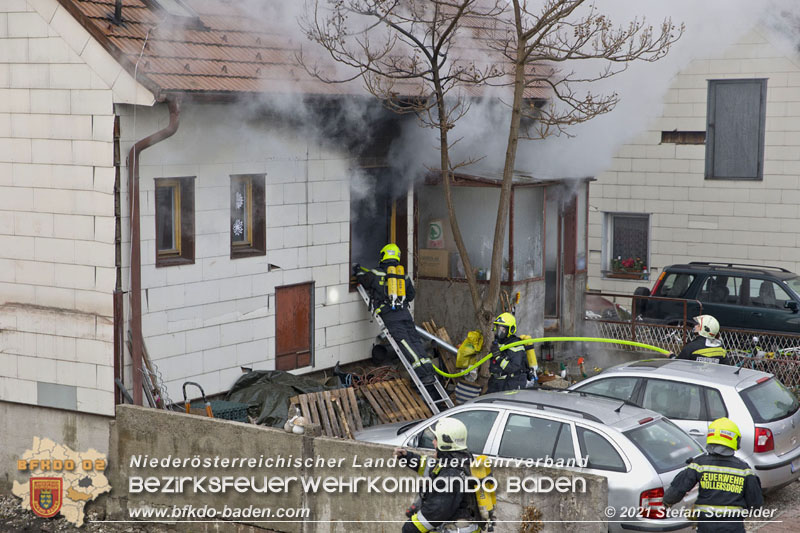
[117,103,376,400]
[588,28,800,294]
[0,0,154,416]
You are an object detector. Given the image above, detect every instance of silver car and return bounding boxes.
[355,389,702,532]
[569,359,800,492]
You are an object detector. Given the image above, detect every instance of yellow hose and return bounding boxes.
[433,336,670,378]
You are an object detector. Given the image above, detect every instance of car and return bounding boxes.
[355,388,703,532]
[569,358,800,492]
[636,262,800,333]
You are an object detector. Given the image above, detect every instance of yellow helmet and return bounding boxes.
[493,312,516,337]
[380,243,401,263]
[707,417,740,450]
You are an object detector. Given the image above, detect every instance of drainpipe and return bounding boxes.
[127,96,181,405]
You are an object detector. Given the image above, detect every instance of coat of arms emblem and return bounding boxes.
[30,477,63,518]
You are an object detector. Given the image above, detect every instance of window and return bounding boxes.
[654,272,695,298]
[575,377,639,402]
[706,79,767,180]
[230,174,266,258]
[740,378,799,423]
[642,379,703,421]
[606,214,648,276]
[498,414,575,461]
[749,279,792,309]
[698,274,741,304]
[416,410,498,454]
[625,420,703,474]
[705,388,727,420]
[576,427,626,472]
[154,177,194,266]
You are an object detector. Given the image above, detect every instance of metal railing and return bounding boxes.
[583,291,800,392]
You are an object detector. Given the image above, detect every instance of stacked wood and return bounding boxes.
[359,379,432,424]
[289,388,363,439]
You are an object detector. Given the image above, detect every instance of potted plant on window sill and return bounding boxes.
[608,257,647,280]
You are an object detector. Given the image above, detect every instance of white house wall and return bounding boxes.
[117,102,375,401]
[0,0,152,417]
[588,28,800,294]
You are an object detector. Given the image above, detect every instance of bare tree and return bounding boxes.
[300,0,682,344]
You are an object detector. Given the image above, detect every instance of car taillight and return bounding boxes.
[651,272,666,295]
[754,427,774,453]
[639,487,666,519]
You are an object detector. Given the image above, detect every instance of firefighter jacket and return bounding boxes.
[677,336,729,365]
[664,452,762,532]
[402,450,479,533]
[355,260,415,315]
[488,335,529,379]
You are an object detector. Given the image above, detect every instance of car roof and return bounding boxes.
[665,262,797,281]
[467,388,663,430]
[596,359,770,389]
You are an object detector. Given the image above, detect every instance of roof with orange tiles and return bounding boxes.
[58,0,550,100]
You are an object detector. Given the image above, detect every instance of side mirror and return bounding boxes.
[785,301,799,314]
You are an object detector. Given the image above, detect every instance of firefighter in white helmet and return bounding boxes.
[676,315,729,365]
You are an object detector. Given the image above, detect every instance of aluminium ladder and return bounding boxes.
[356,284,454,414]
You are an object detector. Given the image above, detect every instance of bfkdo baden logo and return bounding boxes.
[13,437,111,527]
[30,477,63,518]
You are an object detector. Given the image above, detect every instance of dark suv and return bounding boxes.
[637,262,800,333]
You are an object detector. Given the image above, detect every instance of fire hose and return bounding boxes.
[431,337,670,378]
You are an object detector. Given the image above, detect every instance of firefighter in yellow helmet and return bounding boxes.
[394,418,482,533]
[487,313,535,393]
[664,417,762,532]
[676,315,729,365]
[354,244,438,387]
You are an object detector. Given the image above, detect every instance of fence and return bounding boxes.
[583,292,800,393]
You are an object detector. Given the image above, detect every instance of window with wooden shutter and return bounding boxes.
[706,79,767,180]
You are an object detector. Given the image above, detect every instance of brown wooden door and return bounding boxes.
[275,282,314,370]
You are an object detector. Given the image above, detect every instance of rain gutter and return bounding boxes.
[127,96,181,405]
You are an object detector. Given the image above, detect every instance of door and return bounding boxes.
[747,278,796,332]
[275,282,314,370]
[544,188,562,318]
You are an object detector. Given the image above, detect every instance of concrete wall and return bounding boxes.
[589,28,800,294]
[117,102,377,400]
[0,400,111,492]
[107,405,606,533]
[0,0,153,416]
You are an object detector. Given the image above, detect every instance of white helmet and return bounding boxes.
[431,417,468,451]
[694,315,720,339]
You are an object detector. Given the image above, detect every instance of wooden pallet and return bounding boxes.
[289,388,363,439]
[360,379,432,424]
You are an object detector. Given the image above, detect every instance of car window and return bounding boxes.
[416,410,498,453]
[705,388,727,419]
[698,275,740,304]
[749,279,791,309]
[575,377,639,402]
[655,273,695,298]
[642,379,703,420]
[576,427,626,472]
[625,419,703,473]
[498,414,575,461]
[785,277,800,297]
[740,378,800,423]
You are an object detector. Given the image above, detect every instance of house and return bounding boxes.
[588,26,800,300]
[0,0,591,486]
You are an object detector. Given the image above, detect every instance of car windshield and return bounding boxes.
[625,419,703,474]
[740,378,800,423]
[784,277,800,298]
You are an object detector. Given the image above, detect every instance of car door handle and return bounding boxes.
[751,312,763,317]
[688,430,705,436]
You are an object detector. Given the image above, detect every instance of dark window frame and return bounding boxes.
[154,176,195,267]
[705,78,767,181]
[230,174,266,259]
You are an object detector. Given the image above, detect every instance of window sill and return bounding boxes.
[230,248,266,259]
[604,271,647,280]
[156,256,195,268]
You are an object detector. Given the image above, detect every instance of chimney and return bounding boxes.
[113,0,123,25]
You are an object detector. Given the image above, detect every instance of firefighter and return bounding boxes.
[664,417,762,533]
[676,315,729,364]
[486,313,535,393]
[354,244,437,386]
[394,417,482,533]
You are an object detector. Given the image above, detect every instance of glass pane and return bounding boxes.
[642,380,703,421]
[750,279,791,309]
[576,377,639,402]
[610,215,648,269]
[655,273,695,298]
[155,186,175,251]
[498,414,568,460]
[740,378,799,423]
[706,388,727,420]
[416,410,498,454]
[231,179,249,244]
[577,427,626,472]
[699,274,739,304]
[625,419,703,474]
[513,187,544,280]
